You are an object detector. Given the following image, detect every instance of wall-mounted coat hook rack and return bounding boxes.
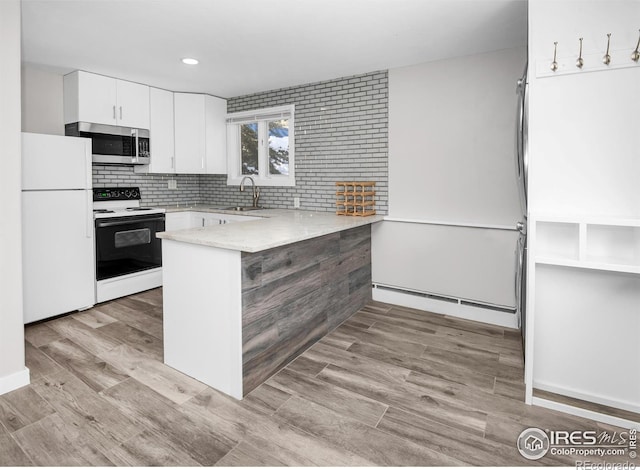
[576,37,584,68]
[603,33,612,65]
[537,29,640,78]
[632,30,640,62]
[551,42,559,71]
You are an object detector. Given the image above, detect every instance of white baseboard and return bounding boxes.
[534,380,640,415]
[532,397,640,430]
[0,367,30,395]
[372,285,519,329]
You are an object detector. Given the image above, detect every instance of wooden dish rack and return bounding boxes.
[335,182,376,216]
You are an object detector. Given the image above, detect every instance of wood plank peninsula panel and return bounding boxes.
[241,225,372,394]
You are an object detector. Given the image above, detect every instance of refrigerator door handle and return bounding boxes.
[522,78,529,197]
[86,190,93,239]
[84,141,92,190]
[514,235,525,316]
[515,93,523,179]
[514,238,520,304]
[84,140,93,239]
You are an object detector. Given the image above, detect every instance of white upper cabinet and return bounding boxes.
[63,72,116,126]
[174,93,207,174]
[205,95,227,174]
[173,93,227,175]
[63,70,226,175]
[137,87,175,174]
[115,79,150,128]
[63,71,150,129]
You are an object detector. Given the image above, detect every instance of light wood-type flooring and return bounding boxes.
[0,288,630,466]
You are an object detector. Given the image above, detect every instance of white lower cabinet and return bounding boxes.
[202,213,224,226]
[165,211,259,231]
[191,213,225,227]
[164,212,193,231]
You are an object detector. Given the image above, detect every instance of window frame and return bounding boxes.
[226,104,295,187]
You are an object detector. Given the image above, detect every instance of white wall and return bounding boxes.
[373,47,526,316]
[21,65,65,135]
[372,221,521,308]
[0,0,29,394]
[389,47,525,225]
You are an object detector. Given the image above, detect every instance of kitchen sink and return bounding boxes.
[222,206,264,211]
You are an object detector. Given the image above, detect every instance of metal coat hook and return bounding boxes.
[576,37,584,68]
[603,33,612,65]
[632,29,640,62]
[551,42,559,71]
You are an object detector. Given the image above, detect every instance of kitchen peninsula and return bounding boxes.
[157,209,383,399]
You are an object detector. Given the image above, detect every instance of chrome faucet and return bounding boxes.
[240,176,260,207]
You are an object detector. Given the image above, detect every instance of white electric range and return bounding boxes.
[93,187,165,303]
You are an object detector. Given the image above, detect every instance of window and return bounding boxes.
[226,105,295,187]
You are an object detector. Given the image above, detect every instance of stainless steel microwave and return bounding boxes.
[65,122,150,165]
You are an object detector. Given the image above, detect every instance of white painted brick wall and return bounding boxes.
[203,71,389,213]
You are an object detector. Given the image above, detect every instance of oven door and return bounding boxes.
[95,214,165,281]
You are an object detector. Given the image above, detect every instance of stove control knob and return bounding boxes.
[124,189,131,198]
[131,189,139,198]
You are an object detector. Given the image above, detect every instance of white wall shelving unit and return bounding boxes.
[533,215,640,274]
[525,214,640,429]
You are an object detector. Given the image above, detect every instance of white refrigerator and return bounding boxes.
[22,132,95,323]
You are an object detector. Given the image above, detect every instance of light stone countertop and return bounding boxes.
[156,207,384,253]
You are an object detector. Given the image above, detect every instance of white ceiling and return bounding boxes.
[21,0,527,99]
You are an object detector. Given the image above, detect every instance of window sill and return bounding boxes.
[226,176,296,188]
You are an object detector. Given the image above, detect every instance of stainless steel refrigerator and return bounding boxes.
[22,132,95,323]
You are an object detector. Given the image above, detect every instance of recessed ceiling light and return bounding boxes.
[182,58,199,65]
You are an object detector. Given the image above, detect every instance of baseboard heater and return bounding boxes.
[372,283,516,314]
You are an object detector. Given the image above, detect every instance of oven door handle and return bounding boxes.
[96,216,166,228]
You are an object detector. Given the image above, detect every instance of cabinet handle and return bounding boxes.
[112,105,116,119]
[119,106,123,120]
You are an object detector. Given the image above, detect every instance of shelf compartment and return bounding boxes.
[536,257,640,275]
[586,224,640,267]
[536,221,580,261]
